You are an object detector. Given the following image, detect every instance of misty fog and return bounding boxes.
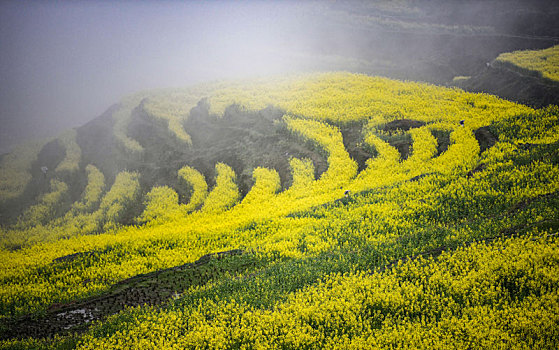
[1,0,558,154]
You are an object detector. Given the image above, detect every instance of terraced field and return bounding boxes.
[495,45,559,82]
[0,72,558,349]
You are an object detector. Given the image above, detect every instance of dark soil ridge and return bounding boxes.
[1,101,333,229]
[295,124,502,222]
[128,102,331,198]
[0,249,251,340]
[340,122,375,172]
[456,62,559,108]
[381,119,427,132]
[378,119,427,160]
[474,126,497,153]
[492,60,559,88]
[371,119,487,161]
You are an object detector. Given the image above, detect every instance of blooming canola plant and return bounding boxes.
[0,72,558,348]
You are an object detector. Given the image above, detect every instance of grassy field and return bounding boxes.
[0,72,558,349]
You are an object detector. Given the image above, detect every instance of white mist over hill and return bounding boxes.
[0,1,317,154]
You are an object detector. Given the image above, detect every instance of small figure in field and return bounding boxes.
[41,166,48,179]
[344,190,350,197]
[459,120,465,127]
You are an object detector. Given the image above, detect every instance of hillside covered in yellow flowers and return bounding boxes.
[1,72,558,349]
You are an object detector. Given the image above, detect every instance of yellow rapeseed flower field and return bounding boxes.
[0,72,557,348]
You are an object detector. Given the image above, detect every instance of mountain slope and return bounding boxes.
[0,72,558,348]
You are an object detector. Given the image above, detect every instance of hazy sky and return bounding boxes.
[0,1,314,153]
[3,0,556,154]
